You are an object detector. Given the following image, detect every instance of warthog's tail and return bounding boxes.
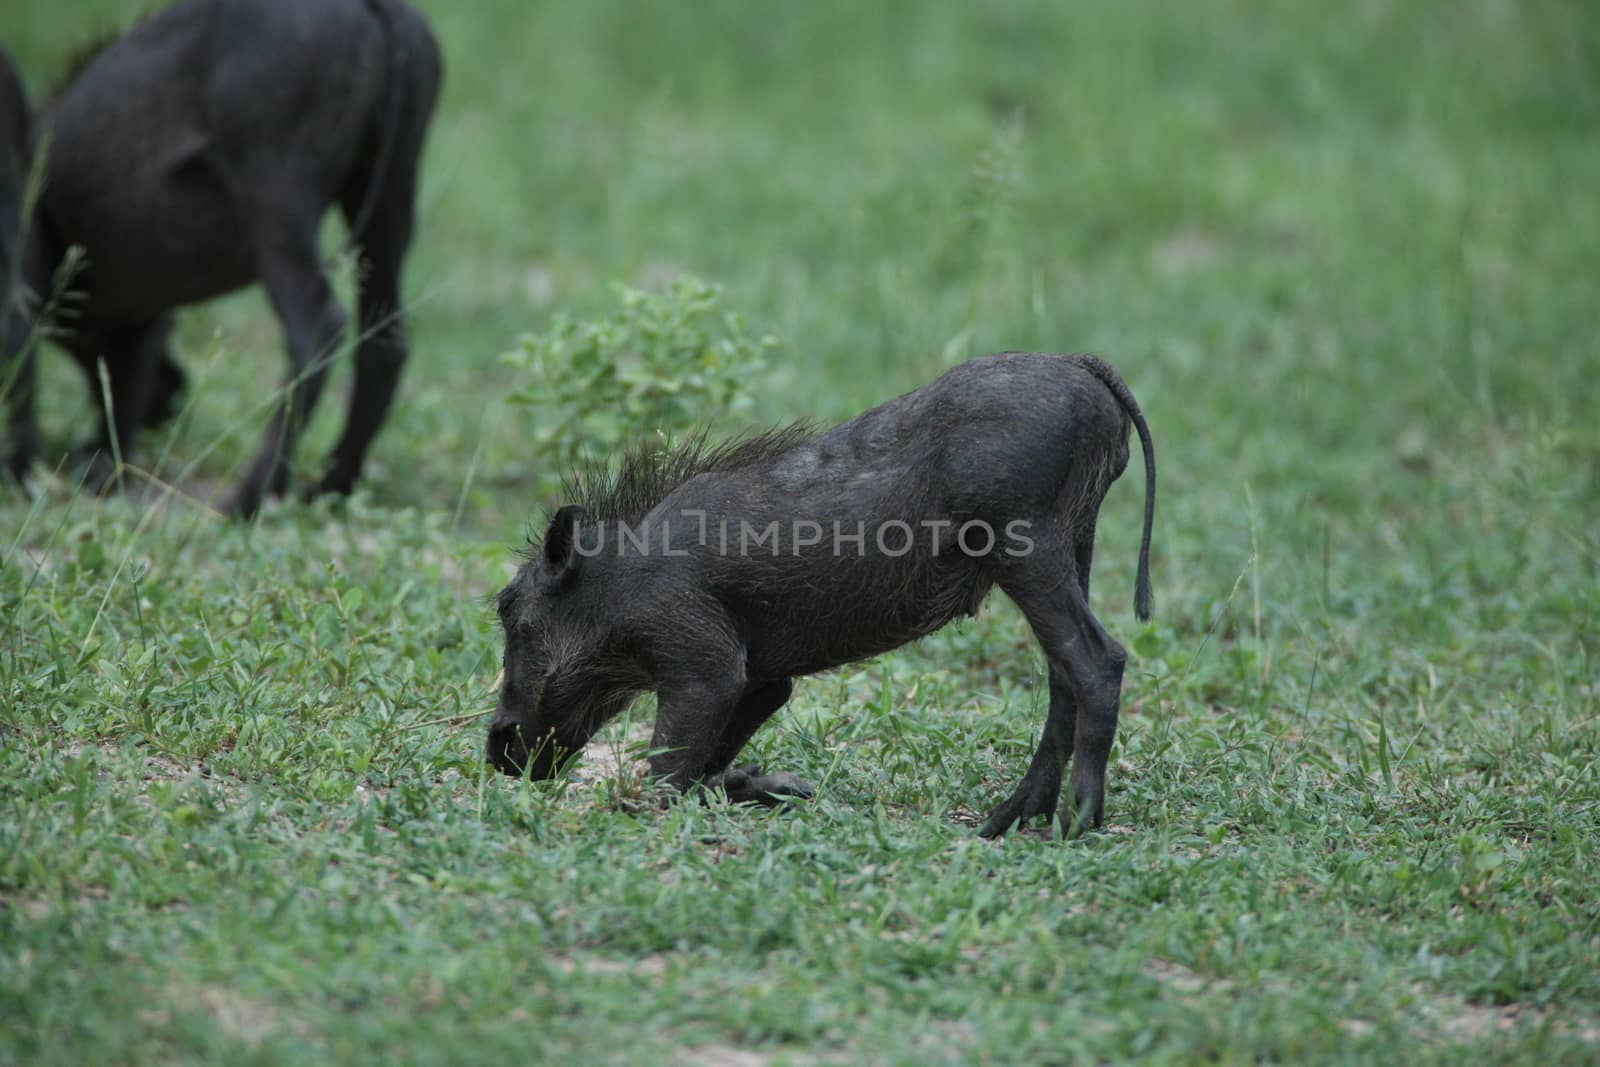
[346,0,411,247]
[1070,353,1155,622]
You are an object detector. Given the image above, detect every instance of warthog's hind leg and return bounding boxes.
[227,192,348,517]
[986,527,1124,839]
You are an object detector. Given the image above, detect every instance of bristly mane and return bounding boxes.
[553,423,819,529]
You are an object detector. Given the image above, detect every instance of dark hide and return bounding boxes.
[0,47,31,465]
[488,352,1158,839]
[2,0,442,515]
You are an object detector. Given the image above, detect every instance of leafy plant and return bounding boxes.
[502,275,775,479]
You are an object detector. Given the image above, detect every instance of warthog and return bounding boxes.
[1,0,441,516]
[488,351,1156,838]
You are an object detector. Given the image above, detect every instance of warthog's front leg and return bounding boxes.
[651,672,814,807]
[708,763,816,806]
[702,678,814,805]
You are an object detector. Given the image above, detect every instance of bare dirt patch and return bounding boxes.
[1411,983,1599,1047]
[142,982,312,1048]
[548,954,669,978]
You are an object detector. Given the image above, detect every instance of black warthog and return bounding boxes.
[2,0,441,515]
[488,352,1156,838]
[1,47,28,377]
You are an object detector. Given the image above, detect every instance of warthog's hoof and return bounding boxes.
[979,776,1059,839]
[1061,777,1106,839]
[712,763,816,806]
[981,768,1105,840]
[80,451,121,497]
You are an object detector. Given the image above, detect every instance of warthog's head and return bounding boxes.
[486,506,639,778]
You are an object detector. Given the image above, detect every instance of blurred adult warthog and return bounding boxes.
[2,0,441,515]
[488,352,1157,839]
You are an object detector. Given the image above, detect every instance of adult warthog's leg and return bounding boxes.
[1,303,37,484]
[319,27,440,499]
[227,194,348,518]
[320,164,419,496]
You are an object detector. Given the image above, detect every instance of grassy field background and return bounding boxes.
[3,1,1598,1062]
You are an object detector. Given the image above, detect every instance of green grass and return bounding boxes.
[3,1,1599,1062]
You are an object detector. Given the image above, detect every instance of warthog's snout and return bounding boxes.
[484,717,529,776]
[485,714,566,780]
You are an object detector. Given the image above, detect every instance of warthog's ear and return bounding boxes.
[541,504,589,589]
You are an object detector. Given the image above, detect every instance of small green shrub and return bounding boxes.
[502,276,776,478]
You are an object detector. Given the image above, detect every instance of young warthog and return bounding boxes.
[488,352,1156,838]
[2,0,441,515]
